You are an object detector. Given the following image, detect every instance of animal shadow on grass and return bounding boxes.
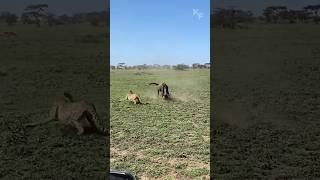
[126,100,150,105]
[161,94,176,102]
[164,94,183,103]
[60,125,89,137]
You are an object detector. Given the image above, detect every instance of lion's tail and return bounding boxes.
[149,82,159,86]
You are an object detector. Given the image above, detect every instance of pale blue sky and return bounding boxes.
[110,0,210,66]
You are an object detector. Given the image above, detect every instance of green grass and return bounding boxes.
[110,69,210,179]
[0,23,108,179]
[213,23,320,178]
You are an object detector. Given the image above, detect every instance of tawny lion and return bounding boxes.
[26,92,106,136]
[126,90,141,104]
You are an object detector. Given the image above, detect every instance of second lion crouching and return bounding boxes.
[126,90,141,104]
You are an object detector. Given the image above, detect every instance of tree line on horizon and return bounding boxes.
[111,63,210,71]
[211,4,320,29]
[0,4,107,27]
[4,3,318,29]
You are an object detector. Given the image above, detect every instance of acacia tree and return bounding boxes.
[213,8,236,29]
[212,8,254,29]
[263,6,287,23]
[304,5,320,16]
[289,10,311,23]
[22,4,48,27]
[304,5,320,23]
[174,64,189,70]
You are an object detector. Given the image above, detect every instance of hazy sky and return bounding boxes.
[111,0,210,66]
[0,0,107,15]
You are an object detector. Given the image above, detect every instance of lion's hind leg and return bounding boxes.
[73,120,85,135]
[77,110,100,135]
[71,112,89,135]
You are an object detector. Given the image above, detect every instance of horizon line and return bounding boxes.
[110,62,210,66]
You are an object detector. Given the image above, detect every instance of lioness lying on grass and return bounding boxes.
[126,90,141,104]
[26,92,106,136]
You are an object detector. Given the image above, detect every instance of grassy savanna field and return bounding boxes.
[0,23,108,179]
[213,24,320,178]
[110,69,210,179]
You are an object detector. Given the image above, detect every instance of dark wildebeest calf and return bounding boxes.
[149,82,170,99]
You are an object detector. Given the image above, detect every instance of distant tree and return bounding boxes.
[172,65,177,70]
[212,8,254,29]
[162,65,171,69]
[263,6,287,23]
[174,64,189,70]
[21,13,31,24]
[23,4,48,27]
[290,10,310,23]
[192,63,200,69]
[304,5,320,16]
[213,8,236,29]
[117,62,126,69]
[1,12,18,26]
[71,13,86,24]
[304,5,320,24]
[263,7,274,23]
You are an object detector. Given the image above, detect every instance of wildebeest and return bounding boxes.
[149,82,170,99]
